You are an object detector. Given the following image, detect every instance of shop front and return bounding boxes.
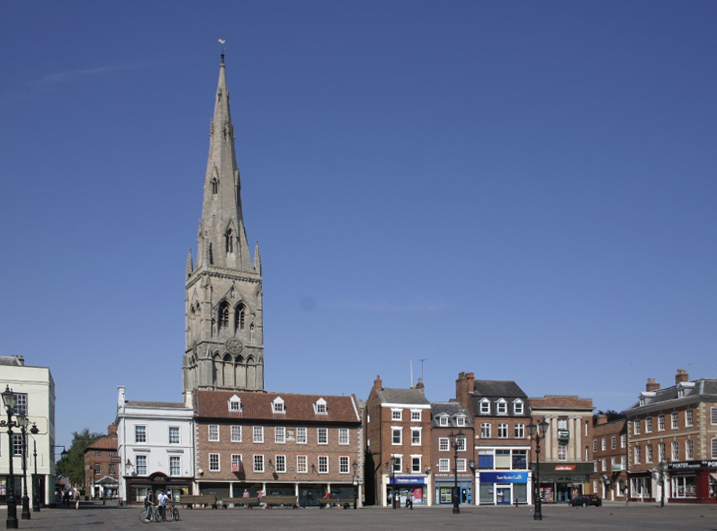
[434,473,473,506]
[537,463,591,504]
[668,460,717,504]
[125,472,192,505]
[478,471,528,505]
[388,476,428,506]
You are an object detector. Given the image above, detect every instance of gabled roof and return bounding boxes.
[472,380,527,399]
[376,387,430,405]
[195,390,360,423]
[84,436,117,453]
[431,402,474,427]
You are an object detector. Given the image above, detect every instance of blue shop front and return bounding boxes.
[388,476,428,506]
[478,471,529,505]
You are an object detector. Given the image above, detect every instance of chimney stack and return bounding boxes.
[373,375,383,391]
[675,368,689,384]
[646,378,660,392]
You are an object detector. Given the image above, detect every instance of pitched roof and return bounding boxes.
[124,401,187,409]
[195,390,360,423]
[627,378,717,411]
[84,436,117,452]
[471,380,527,399]
[431,402,474,427]
[376,387,430,405]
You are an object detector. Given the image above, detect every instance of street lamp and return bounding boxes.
[386,458,397,509]
[447,430,464,515]
[16,416,31,520]
[1,385,19,529]
[30,424,39,512]
[658,461,667,508]
[527,419,550,521]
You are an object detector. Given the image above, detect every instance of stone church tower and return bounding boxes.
[183,54,264,401]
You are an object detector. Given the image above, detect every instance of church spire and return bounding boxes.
[196,54,252,271]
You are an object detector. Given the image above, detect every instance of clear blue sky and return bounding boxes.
[2,1,715,449]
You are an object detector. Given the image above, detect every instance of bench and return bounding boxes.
[318,498,355,509]
[179,495,218,509]
[219,497,259,509]
[262,495,299,508]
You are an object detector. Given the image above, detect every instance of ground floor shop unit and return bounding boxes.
[536,462,591,503]
[382,474,431,506]
[433,473,473,506]
[197,480,361,507]
[667,461,717,504]
[477,471,529,505]
[1,473,53,507]
[123,472,192,505]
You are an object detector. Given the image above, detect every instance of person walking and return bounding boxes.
[157,490,169,521]
[143,491,155,521]
[74,488,81,510]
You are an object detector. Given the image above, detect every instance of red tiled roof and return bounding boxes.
[84,437,118,452]
[195,390,360,423]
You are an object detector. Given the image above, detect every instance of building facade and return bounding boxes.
[183,52,264,400]
[115,386,195,504]
[589,415,627,501]
[0,356,56,507]
[625,369,717,504]
[83,424,119,499]
[430,402,474,506]
[194,390,362,506]
[529,395,594,503]
[455,372,532,506]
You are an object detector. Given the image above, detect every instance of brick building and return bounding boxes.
[625,369,717,504]
[364,376,432,506]
[455,372,532,506]
[430,402,474,506]
[194,390,362,506]
[529,395,594,503]
[83,424,119,499]
[589,415,627,501]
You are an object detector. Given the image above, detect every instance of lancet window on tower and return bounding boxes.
[211,178,218,194]
[225,229,234,253]
[235,303,246,331]
[218,301,230,332]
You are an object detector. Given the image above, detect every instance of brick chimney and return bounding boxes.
[107,424,117,437]
[455,372,475,411]
[646,378,660,392]
[416,377,425,393]
[596,414,608,425]
[373,375,383,391]
[675,368,689,384]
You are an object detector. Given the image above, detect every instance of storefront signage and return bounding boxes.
[480,472,528,483]
[669,460,717,471]
[554,465,576,471]
[391,476,425,485]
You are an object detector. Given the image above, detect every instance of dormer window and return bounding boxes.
[496,399,507,415]
[678,388,686,398]
[456,416,466,427]
[439,416,448,426]
[272,397,285,413]
[479,399,490,414]
[513,400,524,415]
[228,395,242,412]
[314,398,328,414]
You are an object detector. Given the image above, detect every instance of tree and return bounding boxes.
[56,428,104,488]
[593,409,626,425]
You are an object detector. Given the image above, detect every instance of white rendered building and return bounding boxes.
[115,386,194,504]
[0,356,56,507]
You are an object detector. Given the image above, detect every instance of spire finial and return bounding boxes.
[218,38,226,64]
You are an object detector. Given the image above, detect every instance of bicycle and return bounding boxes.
[167,504,180,521]
[139,505,160,523]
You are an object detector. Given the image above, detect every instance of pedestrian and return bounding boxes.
[242,489,250,498]
[258,490,265,509]
[63,489,69,507]
[143,490,155,521]
[74,488,81,510]
[157,489,169,521]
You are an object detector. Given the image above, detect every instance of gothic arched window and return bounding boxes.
[218,301,230,331]
[235,303,245,331]
[211,178,218,194]
[225,229,234,253]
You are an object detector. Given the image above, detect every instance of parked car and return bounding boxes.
[570,494,601,507]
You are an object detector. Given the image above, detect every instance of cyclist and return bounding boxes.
[157,490,169,521]
[143,491,155,521]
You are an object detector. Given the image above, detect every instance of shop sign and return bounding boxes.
[669,460,717,471]
[391,476,424,485]
[554,465,576,471]
[480,472,528,483]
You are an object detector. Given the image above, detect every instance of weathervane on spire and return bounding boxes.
[218,38,226,63]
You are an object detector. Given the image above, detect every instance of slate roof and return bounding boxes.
[376,388,430,405]
[627,378,717,411]
[472,380,527,399]
[195,390,361,423]
[431,402,474,428]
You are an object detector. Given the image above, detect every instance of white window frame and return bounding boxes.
[685,409,694,427]
[671,412,679,430]
[439,416,448,426]
[318,427,328,445]
[253,426,264,443]
[411,455,421,473]
[275,454,287,473]
[169,426,180,444]
[456,416,466,427]
[634,446,641,465]
[496,399,508,415]
[438,458,450,472]
[671,441,679,461]
[391,409,402,421]
[254,454,264,473]
[514,423,525,439]
[339,456,350,474]
[392,427,402,445]
[611,436,616,450]
[457,458,467,472]
[231,454,242,472]
[296,427,307,444]
[711,407,717,425]
[209,424,219,442]
[411,428,421,446]
[658,414,665,431]
[228,396,242,411]
[272,397,285,413]
[315,398,328,414]
[686,439,694,460]
[439,437,449,451]
[601,438,606,451]
[481,423,491,438]
[620,434,626,448]
[135,425,147,444]
[498,423,508,438]
[275,426,286,444]
[480,399,490,414]
[339,428,349,445]
[514,400,524,415]
[169,456,181,476]
[318,455,329,474]
[411,410,421,421]
[231,425,242,442]
[136,455,147,476]
[209,453,220,472]
[633,419,641,435]
[646,444,653,464]
[297,455,308,473]
[646,417,653,433]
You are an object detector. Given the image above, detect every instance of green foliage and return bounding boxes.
[55,428,104,487]
[592,409,626,425]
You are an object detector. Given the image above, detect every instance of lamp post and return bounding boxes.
[658,461,667,508]
[30,424,39,512]
[527,419,549,521]
[1,385,19,529]
[386,458,397,509]
[447,430,464,515]
[16,416,31,520]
